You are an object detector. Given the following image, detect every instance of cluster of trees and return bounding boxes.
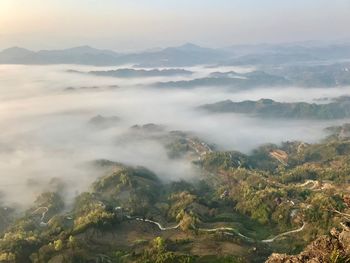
[200,96,350,119]
[0,206,14,234]
[0,192,69,262]
[136,237,244,263]
[2,127,350,262]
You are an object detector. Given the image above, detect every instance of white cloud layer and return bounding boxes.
[1,64,349,207]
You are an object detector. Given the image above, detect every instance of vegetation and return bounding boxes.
[200,96,350,119]
[2,125,350,262]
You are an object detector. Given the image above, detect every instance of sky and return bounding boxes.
[0,0,350,51]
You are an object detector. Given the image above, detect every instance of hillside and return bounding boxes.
[2,124,350,262]
[199,97,350,119]
[88,68,193,78]
[156,71,290,89]
[0,44,228,67]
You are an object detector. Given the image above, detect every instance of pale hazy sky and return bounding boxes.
[0,0,349,51]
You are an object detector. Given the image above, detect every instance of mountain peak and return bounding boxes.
[176,43,202,50]
[1,46,33,54]
[68,45,96,52]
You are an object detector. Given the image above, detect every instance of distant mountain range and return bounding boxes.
[2,42,350,67]
[222,43,350,65]
[68,68,193,78]
[199,97,350,119]
[0,46,120,65]
[0,43,228,67]
[155,71,290,89]
[275,63,350,87]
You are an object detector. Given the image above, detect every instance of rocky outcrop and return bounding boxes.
[266,226,350,262]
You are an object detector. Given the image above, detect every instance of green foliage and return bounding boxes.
[0,252,16,262]
[168,191,196,219]
[200,152,249,171]
[280,165,318,183]
[196,255,246,263]
[330,249,350,263]
[305,192,345,229]
[73,205,115,233]
[201,97,350,120]
[249,143,281,171]
[67,235,77,249]
[251,203,270,225]
[271,203,294,230]
[4,134,350,262]
[166,139,189,158]
[91,167,161,216]
[34,192,64,214]
[112,250,129,263]
[153,236,166,251]
[53,239,63,251]
[234,181,287,226]
[137,238,195,263]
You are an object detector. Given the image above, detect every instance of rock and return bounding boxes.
[330,227,340,238]
[266,227,350,262]
[339,230,350,254]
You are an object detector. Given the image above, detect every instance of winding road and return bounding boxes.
[30,202,306,244]
[198,223,306,243]
[297,180,319,190]
[127,215,306,243]
[261,222,306,243]
[32,204,305,243]
[198,226,253,241]
[133,217,181,230]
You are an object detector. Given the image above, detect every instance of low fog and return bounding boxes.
[1,64,350,208]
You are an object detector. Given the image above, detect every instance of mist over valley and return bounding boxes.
[2,40,350,262]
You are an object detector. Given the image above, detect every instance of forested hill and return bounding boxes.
[199,97,350,119]
[2,124,350,262]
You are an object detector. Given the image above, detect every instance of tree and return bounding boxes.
[53,239,63,251]
[0,252,16,262]
[153,237,165,251]
[68,235,77,249]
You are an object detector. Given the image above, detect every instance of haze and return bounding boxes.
[1,0,350,51]
[0,62,349,206]
[1,0,350,208]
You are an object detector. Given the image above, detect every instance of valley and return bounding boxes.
[1,41,350,262]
